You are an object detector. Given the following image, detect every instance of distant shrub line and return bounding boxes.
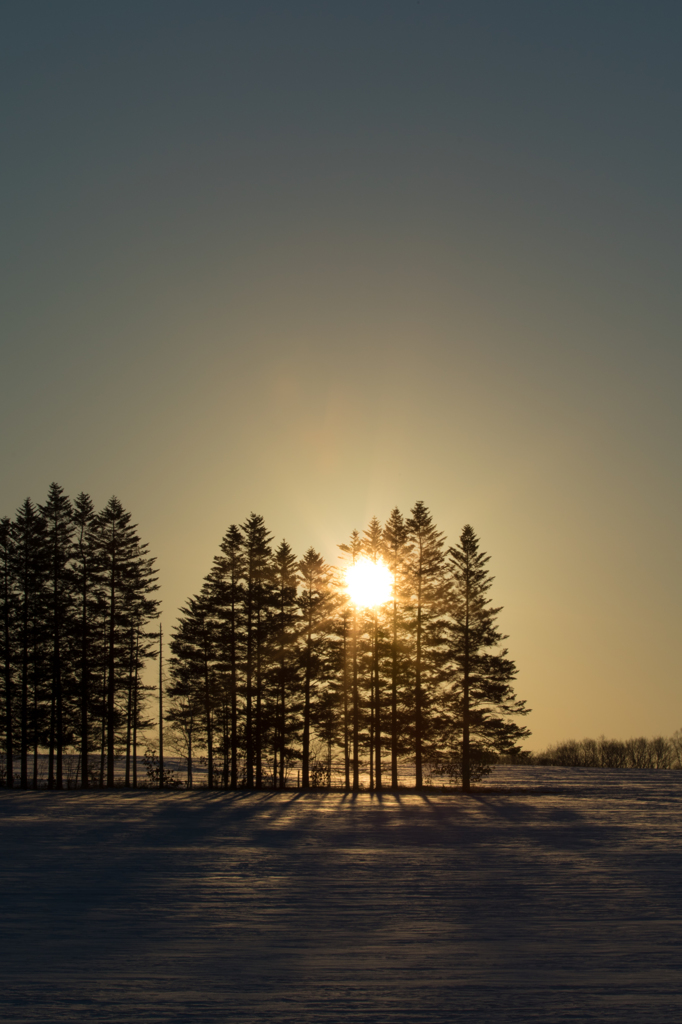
[533,734,682,770]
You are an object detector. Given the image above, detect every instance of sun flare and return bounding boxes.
[345,557,393,608]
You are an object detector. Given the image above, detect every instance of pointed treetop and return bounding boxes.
[274,538,297,564]
[240,513,273,552]
[98,496,133,529]
[39,482,71,512]
[363,516,384,562]
[73,492,96,523]
[406,500,442,537]
[383,507,406,542]
[299,546,326,576]
[220,523,243,555]
[448,524,494,591]
[15,497,37,520]
[338,528,363,563]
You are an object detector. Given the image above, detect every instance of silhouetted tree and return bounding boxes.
[208,524,245,789]
[331,594,353,789]
[382,507,411,788]
[71,493,103,789]
[39,484,74,789]
[241,514,274,788]
[443,525,530,792]
[405,502,446,789]
[338,530,364,791]
[298,548,333,788]
[269,540,300,788]
[11,500,48,789]
[97,497,159,787]
[362,516,387,791]
[0,519,15,788]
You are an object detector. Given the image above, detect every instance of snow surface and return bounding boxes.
[1,769,682,1023]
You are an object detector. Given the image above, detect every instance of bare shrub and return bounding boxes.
[431,748,498,785]
[670,731,682,769]
[536,733,681,769]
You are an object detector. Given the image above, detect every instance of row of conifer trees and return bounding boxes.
[0,484,160,789]
[166,502,530,792]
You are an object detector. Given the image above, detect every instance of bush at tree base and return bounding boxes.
[143,748,183,788]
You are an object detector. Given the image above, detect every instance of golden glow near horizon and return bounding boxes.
[345,557,393,608]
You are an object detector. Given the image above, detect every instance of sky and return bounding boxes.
[1,1,680,749]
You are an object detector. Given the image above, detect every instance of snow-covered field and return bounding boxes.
[1,769,682,1023]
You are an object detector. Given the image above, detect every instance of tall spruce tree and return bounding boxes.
[126,582,158,787]
[405,501,446,788]
[338,529,364,790]
[443,525,530,792]
[97,497,159,787]
[71,493,102,789]
[363,516,386,791]
[298,548,333,788]
[203,524,245,788]
[333,590,353,790]
[269,540,300,789]
[241,514,273,788]
[11,500,48,789]
[0,519,15,787]
[39,484,74,789]
[382,507,411,788]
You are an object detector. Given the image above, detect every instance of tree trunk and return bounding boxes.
[55,630,63,790]
[352,609,359,792]
[414,597,423,789]
[204,651,213,789]
[125,654,132,788]
[32,681,39,789]
[223,703,230,789]
[255,601,262,790]
[106,560,116,788]
[278,662,286,789]
[158,625,164,790]
[374,611,382,792]
[343,620,350,790]
[302,670,310,789]
[245,594,254,788]
[3,650,12,788]
[48,688,55,789]
[302,609,312,789]
[132,641,139,788]
[230,595,238,790]
[462,673,470,793]
[80,600,89,789]
[99,663,107,787]
[461,596,471,793]
[20,604,28,789]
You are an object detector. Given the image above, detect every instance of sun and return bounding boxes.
[345,557,393,608]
